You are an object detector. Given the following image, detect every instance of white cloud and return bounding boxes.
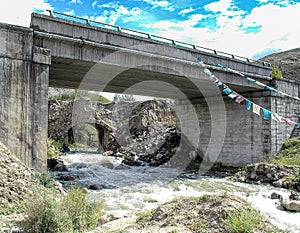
[91,3,143,25]
[145,0,300,59]
[178,7,194,15]
[142,0,175,11]
[92,1,97,8]
[0,0,51,26]
[69,0,83,4]
[64,9,75,16]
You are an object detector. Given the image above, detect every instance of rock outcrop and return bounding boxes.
[242,163,300,191]
[260,47,300,81]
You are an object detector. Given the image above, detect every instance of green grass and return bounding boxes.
[264,137,300,166]
[224,206,262,233]
[136,210,153,228]
[32,172,56,190]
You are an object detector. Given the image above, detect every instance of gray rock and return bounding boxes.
[280,198,300,212]
[270,192,281,199]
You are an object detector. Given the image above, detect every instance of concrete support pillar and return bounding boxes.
[0,23,50,172]
[269,79,300,155]
[30,46,50,171]
[177,92,272,166]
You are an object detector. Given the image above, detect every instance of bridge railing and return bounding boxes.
[45,10,271,68]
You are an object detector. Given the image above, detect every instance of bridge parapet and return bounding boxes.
[31,12,271,79]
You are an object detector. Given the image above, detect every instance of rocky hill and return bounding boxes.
[260,47,300,81]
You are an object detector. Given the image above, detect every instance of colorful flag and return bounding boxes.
[253,103,261,116]
[235,96,245,104]
[282,118,296,125]
[223,87,233,95]
[271,113,282,122]
[228,91,239,99]
[246,77,256,82]
[262,108,271,120]
[246,99,252,110]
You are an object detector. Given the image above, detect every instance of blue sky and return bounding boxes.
[0,0,299,59]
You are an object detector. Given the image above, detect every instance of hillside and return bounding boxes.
[260,47,300,81]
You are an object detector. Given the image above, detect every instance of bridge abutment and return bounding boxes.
[0,23,49,172]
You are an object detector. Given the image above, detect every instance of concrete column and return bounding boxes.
[30,46,50,171]
[0,23,50,172]
[177,92,272,166]
[269,79,300,154]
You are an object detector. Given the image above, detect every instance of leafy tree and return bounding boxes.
[272,64,283,78]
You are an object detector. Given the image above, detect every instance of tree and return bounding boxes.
[272,64,283,78]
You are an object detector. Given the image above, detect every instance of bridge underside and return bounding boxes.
[49,57,263,99]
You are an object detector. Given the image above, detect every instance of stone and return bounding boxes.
[54,163,68,172]
[272,179,283,188]
[103,150,114,156]
[289,191,300,201]
[88,184,104,190]
[101,162,114,169]
[270,192,281,200]
[280,198,300,212]
[58,175,75,181]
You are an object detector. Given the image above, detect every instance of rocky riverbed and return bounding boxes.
[49,149,300,233]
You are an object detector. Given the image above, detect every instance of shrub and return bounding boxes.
[64,187,104,232]
[47,138,63,158]
[271,64,283,78]
[20,191,73,233]
[32,172,56,189]
[20,186,103,233]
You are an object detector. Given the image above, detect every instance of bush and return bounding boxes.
[47,138,63,158]
[20,191,73,233]
[271,64,283,78]
[65,187,104,232]
[20,187,103,233]
[32,172,56,189]
[224,207,262,233]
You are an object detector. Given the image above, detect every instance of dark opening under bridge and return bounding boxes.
[0,11,299,172]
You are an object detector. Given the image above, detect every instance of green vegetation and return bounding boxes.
[71,123,98,146]
[0,202,26,216]
[20,186,104,233]
[50,90,111,104]
[32,172,56,189]
[135,194,282,233]
[224,206,262,233]
[264,137,300,166]
[136,210,153,228]
[113,94,136,102]
[271,64,283,78]
[47,138,63,158]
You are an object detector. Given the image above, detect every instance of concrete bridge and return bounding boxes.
[0,11,299,172]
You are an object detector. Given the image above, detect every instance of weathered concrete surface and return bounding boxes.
[0,23,49,172]
[30,13,272,98]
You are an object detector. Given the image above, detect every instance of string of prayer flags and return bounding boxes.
[217,63,300,102]
[197,57,300,127]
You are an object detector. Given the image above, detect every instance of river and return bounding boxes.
[55,149,300,233]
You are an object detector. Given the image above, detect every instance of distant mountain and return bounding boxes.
[260,47,300,81]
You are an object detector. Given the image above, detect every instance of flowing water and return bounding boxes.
[56,149,300,233]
